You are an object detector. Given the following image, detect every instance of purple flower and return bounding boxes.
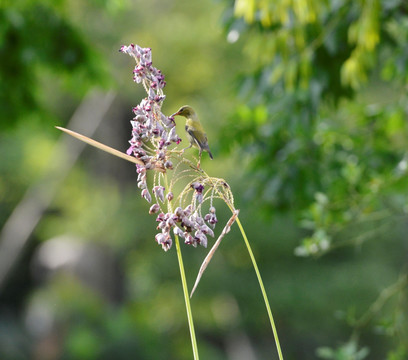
[205,207,218,229]
[157,220,168,230]
[149,203,160,214]
[141,189,152,203]
[153,186,165,202]
[148,88,156,100]
[191,182,204,193]
[200,224,214,237]
[137,172,146,184]
[126,145,135,155]
[158,138,166,150]
[166,215,176,227]
[174,207,184,218]
[121,43,227,252]
[181,217,194,231]
[137,180,146,189]
[191,214,204,226]
[167,127,180,144]
[173,227,184,238]
[194,230,208,248]
[184,205,193,217]
[161,113,175,128]
[154,95,166,104]
[155,232,172,251]
[156,212,165,222]
[136,165,146,174]
[184,232,196,247]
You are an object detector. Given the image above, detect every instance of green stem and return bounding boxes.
[236,216,284,360]
[164,173,199,359]
[174,234,200,360]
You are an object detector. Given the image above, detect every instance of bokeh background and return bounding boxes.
[1,0,407,359]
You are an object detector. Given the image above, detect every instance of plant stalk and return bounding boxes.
[235,216,284,360]
[164,173,199,359]
[174,234,200,360]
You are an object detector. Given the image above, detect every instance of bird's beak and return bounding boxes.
[171,111,180,117]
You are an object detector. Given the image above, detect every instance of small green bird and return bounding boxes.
[172,105,213,167]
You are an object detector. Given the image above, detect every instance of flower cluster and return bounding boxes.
[153,176,224,250]
[120,43,228,252]
[120,44,181,192]
[119,44,166,88]
[145,180,219,251]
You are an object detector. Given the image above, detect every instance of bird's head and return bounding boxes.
[172,105,195,118]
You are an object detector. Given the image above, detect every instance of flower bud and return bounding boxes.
[137,180,146,189]
[141,189,152,203]
[174,207,184,218]
[173,227,184,238]
[194,231,208,248]
[181,217,194,230]
[155,231,172,251]
[184,233,196,247]
[164,161,173,169]
[184,205,193,216]
[166,216,175,227]
[191,182,204,193]
[136,165,146,174]
[153,186,165,202]
[149,203,160,214]
[156,212,165,222]
[156,151,165,160]
[126,145,135,155]
[201,225,214,237]
[148,88,156,100]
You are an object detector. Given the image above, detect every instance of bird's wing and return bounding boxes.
[187,128,209,150]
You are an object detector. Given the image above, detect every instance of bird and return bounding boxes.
[172,105,213,167]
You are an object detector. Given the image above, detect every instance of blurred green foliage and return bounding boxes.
[220,0,408,357]
[0,0,407,359]
[0,0,113,129]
